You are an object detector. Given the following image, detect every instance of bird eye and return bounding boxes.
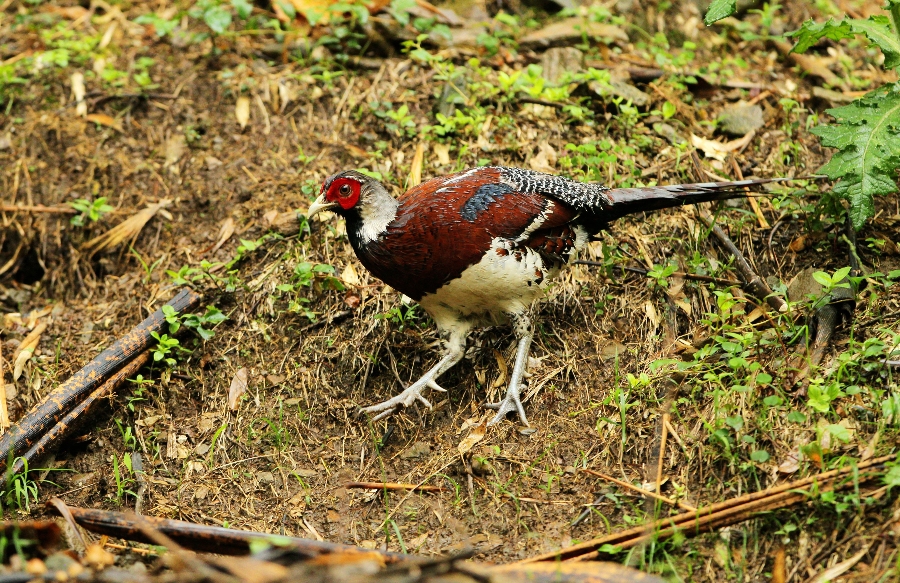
[339,184,351,196]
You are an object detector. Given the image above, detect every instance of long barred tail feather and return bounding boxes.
[600,177,794,221]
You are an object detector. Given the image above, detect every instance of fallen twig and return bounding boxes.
[53,504,414,563]
[0,204,76,214]
[696,212,787,312]
[0,288,201,473]
[344,481,448,492]
[522,455,894,563]
[582,469,696,513]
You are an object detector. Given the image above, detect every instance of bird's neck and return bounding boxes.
[346,189,399,250]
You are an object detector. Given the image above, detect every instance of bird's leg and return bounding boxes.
[359,326,468,422]
[486,312,533,426]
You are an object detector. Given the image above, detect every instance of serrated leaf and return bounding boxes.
[811,83,900,229]
[704,0,736,26]
[790,16,900,69]
[204,5,232,34]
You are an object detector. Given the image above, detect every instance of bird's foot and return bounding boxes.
[485,384,529,427]
[358,378,446,422]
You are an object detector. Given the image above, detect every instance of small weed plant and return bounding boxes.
[707,0,900,229]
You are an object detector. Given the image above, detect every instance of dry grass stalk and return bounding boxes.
[582,469,695,513]
[0,342,8,432]
[0,204,75,214]
[525,455,895,563]
[82,199,172,256]
[344,481,448,492]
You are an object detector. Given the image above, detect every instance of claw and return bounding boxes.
[485,384,530,427]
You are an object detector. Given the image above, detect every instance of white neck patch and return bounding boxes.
[356,197,398,244]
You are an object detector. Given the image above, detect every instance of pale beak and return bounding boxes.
[307,194,339,218]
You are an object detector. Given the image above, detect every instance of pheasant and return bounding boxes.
[308,166,784,427]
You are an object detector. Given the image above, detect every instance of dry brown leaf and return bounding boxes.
[691,130,755,161]
[235,96,251,129]
[491,349,508,390]
[433,143,450,166]
[407,142,425,188]
[263,210,279,225]
[86,113,122,132]
[71,72,86,117]
[528,142,557,173]
[13,350,32,382]
[808,545,869,583]
[99,22,117,49]
[82,199,173,256]
[42,5,90,19]
[777,447,800,474]
[341,263,360,286]
[228,367,249,411]
[457,419,487,455]
[211,217,236,254]
[164,134,186,172]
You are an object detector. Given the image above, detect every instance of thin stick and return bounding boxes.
[344,481,447,492]
[0,204,76,214]
[0,343,8,432]
[663,417,686,450]
[522,455,894,563]
[655,413,669,500]
[730,156,770,229]
[696,211,787,312]
[582,469,696,512]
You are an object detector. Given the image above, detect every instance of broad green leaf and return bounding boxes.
[231,0,253,19]
[811,82,900,229]
[790,16,900,69]
[812,271,833,287]
[704,0,736,26]
[204,5,232,34]
[750,450,770,462]
[826,423,851,443]
[885,465,900,489]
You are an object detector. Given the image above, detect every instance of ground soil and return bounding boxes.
[2,0,899,580]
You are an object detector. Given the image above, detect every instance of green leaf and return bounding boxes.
[884,464,900,489]
[704,0,736,26]
[790,16,900,69]
[204,5,232,34]
[725,416,744,431]
[811,83,900,229]
[787,411,807,423]
[826,423,851,442]
[231,0,253,19]
[750,450,770,462]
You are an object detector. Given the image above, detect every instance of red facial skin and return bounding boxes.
[324,177,361,210]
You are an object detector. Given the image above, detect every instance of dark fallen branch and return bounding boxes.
[0,288,201,473]
[519,454,894,563]
[696,212,787,313]
[52,503,413,563]
[11,351,151,476]
[51,503,666,583]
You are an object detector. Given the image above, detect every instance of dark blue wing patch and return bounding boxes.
[461,183,514,221]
